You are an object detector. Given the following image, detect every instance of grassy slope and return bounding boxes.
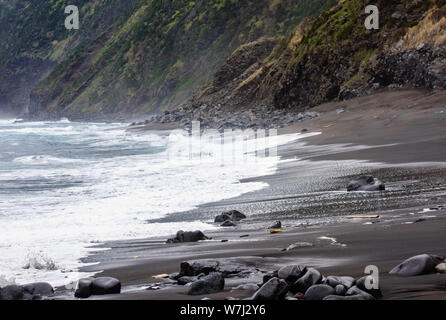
[30,0,336,119]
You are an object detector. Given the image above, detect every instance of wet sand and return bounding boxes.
[73,89,446,300]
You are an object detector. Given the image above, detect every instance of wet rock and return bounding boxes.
[323,294,370,300]
[180,259,252,278]
[304,284,335,300]
[75,278,94,298]
[262,270,279,285]
[166,230,210,243]
[289,267,322,294]
[214,214,232,223]
[221,220,236,227]
[346,286,375,300]
[23,282,54,296]
[188,273,225,296]
[0,285,24,300]
[335,284,347,296]
[347,175,385,192]
[435,263,446,274]
[268,221,282,229]
[251,278,288,300]
[389,254,444,277]
[178,276,200,286]
[325,276,355,289]
[355,276,382,298]
[91,277,121,295]
[223,210,247,221]
[279,265,306,285]
[232,283,259,293]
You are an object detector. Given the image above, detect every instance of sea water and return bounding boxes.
[0,119,302,286]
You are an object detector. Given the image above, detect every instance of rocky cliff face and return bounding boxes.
[22,0,336,120]
[185,0,446,118]
[0,0,140,116]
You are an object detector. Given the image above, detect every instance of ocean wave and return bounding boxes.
[13,155,83,165]
[22,251,58,271]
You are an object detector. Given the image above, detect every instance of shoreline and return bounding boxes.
[57,89,446,300]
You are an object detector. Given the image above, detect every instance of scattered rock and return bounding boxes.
[335,284,347,296]
[231,283,259,293]
[347,175,385,192]
[166,230,210,243]
[324,276,355,289]
[75,278,94,298]
[304,284,335,300]
[214,214,232,223]
[435,263,446,274]
[323,294,369,300]
[188,273,225,296]
[23,282,54,296]
[262,270,279,285]
[178,276,200,286]
[355,276,382,298]
[251,278,288,300]
[0,285,24,300]
[90,277,121,295]
[224,210,247,221]
[289,267,322,294]
[179,259,253,278]
[221,220,236,227]
[279,265,306,285]
[346,286,375,300]
[389,254,444,277]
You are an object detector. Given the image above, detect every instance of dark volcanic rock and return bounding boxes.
[335,284,347,296]
[179,259,252,278]
[90,277,121,295]
[278,265,306,284]
[355,276,382,298]
[23,282,54,296]
[304,284,335,300]
[389,254,444,277]
[221,220,236,227]
[166,230,210,243]
[347,176,385,192]
[346,286,375,300]
[323,294,370,300]
[324,276,355,289]
[75,278,94,298]
[251,278,288,300]
[223,210,247,221]
[214,214,232,223]
[262,270,279,285]
[289,267,322,294]
[177,276,200,286]
[188,273,225,296]
[0,285,25,300]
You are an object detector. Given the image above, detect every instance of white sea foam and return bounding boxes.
[0,121,309,286]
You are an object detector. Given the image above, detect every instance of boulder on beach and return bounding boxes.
[346,286,375,300]
[23,282,54,296]
[177,275,201,286]
[221,220,236,227]
[324,276,355,289]
[389,254,444,277]
[166,230,210,243]
[214,210,246,223]
[179,259,251,278]
[289,267,322,294]
[278,265,306,284]
[0,285,25,300]
[75,278,94,298]
[355,276,382,298]
[304,284,335,300]
[90,277,121,296]
[188,272,225,296]
[347,176,385,192]
[335,284,347,296]
[251,278,288,300]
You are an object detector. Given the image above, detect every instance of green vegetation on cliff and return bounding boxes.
[23,0,336,119]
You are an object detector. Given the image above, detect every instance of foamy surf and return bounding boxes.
[0,120,309,286]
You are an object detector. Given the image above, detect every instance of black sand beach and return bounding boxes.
[73,89,446,300]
